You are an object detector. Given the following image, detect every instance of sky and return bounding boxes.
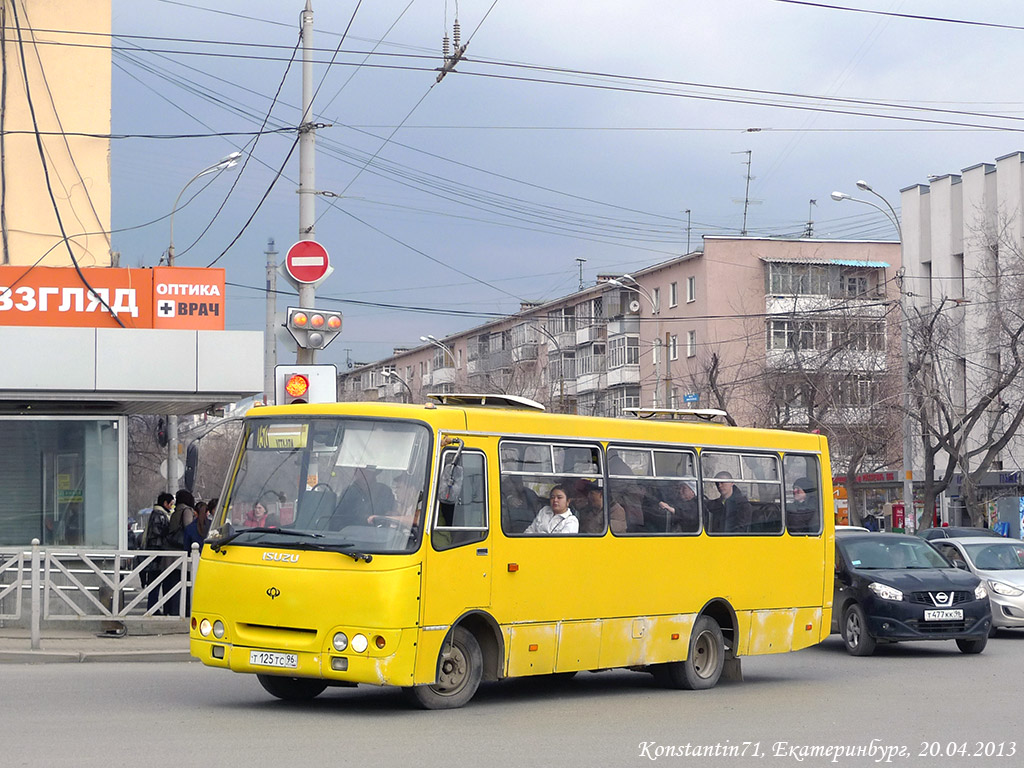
[106,0,1024,368]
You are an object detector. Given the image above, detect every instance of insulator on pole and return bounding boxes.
[442,34,450,59]
[453,20,461,49]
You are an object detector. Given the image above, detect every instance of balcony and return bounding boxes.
[431,367,457,386]
[576,371,606,394]
[607,317,640,336]
[576,325,604,346]
[607,365,640,387]
[512,343,539,362]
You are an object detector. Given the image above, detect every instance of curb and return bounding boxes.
[0,650,195,664]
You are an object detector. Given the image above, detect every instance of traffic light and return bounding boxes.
[285,306,343,350]
[275,365,338,405]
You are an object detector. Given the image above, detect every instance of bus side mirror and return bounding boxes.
[438,464,464,505]
[438,439,465,505]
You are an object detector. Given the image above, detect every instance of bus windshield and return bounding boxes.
[209,417,432,554]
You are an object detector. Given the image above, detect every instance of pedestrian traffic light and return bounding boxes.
[285,306,343,350]
[274,365,338,405]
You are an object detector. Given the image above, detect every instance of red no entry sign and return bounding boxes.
[285,240,330,283]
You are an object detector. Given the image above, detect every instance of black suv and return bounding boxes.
[833,532,991,656]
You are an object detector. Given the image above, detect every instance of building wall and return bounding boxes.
[341,238,901,444]
[2,0,112,267]
[902,152,1024,479]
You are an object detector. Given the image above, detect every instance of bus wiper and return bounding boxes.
[289,541,373,563]
[209,527,323,552]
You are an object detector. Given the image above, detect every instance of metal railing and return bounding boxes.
[0,540,199,650]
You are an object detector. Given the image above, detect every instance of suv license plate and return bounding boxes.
[250,650,298,669]
[924,609,963,621]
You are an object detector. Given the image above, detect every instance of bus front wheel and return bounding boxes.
[257,674,328,701]
[405,626,483,710]
[653,615,725,690]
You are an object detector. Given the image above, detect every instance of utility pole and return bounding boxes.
[264,237,278,403]
[296,0,317,365]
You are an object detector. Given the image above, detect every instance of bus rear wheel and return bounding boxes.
[405,626,483,710]
[653,615,725,690]
[257,674,328,701]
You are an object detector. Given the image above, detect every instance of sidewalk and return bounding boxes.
[0,622,193,664]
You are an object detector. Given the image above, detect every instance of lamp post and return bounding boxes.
[386,369,414,403]
[420,334,456,367]
[608,275,663,407]
[167,151,241,266]
[832,182,913,531]
[530,323,565,413]
[164,151,241,493]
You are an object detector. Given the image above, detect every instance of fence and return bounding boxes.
[0,539,199,649]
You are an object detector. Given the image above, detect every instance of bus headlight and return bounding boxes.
[332,632,349,652]
[213,620,226,639]
[199,619,212,637]
[351,633,368,653]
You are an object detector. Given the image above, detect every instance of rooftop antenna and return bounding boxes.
[804,199,816,238]
[731,150,761,235]
[575,257,587,290]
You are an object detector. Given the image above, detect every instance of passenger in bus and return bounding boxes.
[787,477,819,533]
[243,501,269,528]
[609,483,647,533]
[576,481,612,534]
[524,485,579,534]
[655,480,701,533]
[713,472,752,533]
[500,475,542,533]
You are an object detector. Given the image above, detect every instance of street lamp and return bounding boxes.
[386,369,414,403]
[420,334,456,367]
[167,151,242,266]
[529,323,565,413]
[833,182,913,531]
[608,275,664,407]
[164,151,241,493]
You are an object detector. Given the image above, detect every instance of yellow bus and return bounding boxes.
[191,394,833,708]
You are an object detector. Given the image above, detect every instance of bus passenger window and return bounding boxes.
[433,451,488,551]
[784,454,822,535]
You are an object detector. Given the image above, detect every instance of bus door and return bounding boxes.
[421,438,493,626]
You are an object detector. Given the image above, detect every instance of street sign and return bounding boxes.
[285,240,330,284]
[683,393,700,404]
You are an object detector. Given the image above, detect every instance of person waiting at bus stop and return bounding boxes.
[141,492,180,616]
[524,485,579,534]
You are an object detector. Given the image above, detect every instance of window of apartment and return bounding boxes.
[579,297,603,328]
[669,334,679,361]
[608,335,640,368]
[652,287,661,313]
[687,276,696,303]
[768,263,828,296]
[610,386,641,415]
[669,282,678,307]
[577,343,606,376]
[686,330,697,358]
[458,348,463,368]
[830,318,885,351]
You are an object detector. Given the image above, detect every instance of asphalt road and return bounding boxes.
[6,633,1023,768]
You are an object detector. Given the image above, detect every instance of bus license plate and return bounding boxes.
[924,609,963,621]
[250,650,298,669]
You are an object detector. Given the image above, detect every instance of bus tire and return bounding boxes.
[842,603,876,656]
[654,615,725,690]
[257,674,328,701]
[405,626,483,709]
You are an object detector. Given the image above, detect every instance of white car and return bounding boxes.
[929,537,1024,635]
